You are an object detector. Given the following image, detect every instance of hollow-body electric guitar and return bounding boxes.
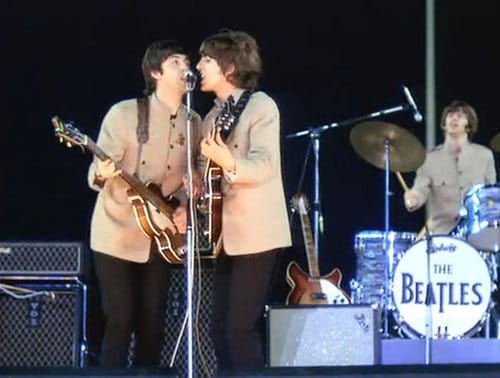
[51,116,185,264]
[198,91,252,247]
[286,193,351,305]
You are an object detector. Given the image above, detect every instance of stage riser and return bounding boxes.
[382,338,500,364]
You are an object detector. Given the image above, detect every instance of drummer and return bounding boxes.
[404,100,497,235]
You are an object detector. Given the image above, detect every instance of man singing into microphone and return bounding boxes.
[195,30,292,371]
[404,100,496,234]
[87,40,202,367]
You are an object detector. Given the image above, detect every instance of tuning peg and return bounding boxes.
[66,142,72,148]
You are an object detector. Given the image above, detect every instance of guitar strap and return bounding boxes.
[134,97,149,177]
[216,90,253,139]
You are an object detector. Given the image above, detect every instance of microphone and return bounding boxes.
[182,69,197,83]
[403,85,423,122]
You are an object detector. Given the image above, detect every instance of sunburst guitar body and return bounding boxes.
[286,193,351,305]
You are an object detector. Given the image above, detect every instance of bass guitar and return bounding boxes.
[51,116,185,264]
[286,193,351,305]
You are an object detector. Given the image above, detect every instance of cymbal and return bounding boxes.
[349,121,425,172]
[491,132,500,153]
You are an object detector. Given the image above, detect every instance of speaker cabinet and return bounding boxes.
[267,305,381,367]
[0,280,86,367]
[128,262,216,377]
[0,242,85,277]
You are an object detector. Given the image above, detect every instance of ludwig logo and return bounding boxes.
[429,242,457,253]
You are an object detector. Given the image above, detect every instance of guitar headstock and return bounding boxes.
[215,99,235,141]
[291,193,310,215]
[51,116,87,149]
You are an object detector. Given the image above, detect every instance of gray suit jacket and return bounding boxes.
[201,89,292,255]
[88,95,201,262]
[409,142,497,234]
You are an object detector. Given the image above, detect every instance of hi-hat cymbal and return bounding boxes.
[349,121,425,172]
[491,132,500,153]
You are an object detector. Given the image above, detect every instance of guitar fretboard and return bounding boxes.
[299,210,321,279]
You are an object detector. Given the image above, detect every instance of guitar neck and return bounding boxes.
[299,212,321,278]
[85,137,176,217]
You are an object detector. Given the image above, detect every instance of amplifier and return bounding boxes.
[128,263,216,377]
[266,304,381,367]
[0,242,85,277]
[0,280,87,367]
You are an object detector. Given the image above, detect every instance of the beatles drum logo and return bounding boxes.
[392,236,491,338]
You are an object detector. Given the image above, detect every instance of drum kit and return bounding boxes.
[349,122,500,340]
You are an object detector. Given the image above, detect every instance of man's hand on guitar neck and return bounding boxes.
[95,159,122,181]
[200,129,236,171]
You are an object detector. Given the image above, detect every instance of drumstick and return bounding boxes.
[416,218,434,240]
[395,171,410,192]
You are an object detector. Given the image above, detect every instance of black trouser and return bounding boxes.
[211,249,278,369]
[94,247,171,367]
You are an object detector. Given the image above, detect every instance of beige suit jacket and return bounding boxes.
[202,89,292,255]
[409,142,497,234]
[88,95,201,262]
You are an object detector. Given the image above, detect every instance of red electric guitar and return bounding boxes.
[286,193,351,305]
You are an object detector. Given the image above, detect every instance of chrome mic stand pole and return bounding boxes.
[287,105,407,260]
[424,224,433,364]
[184,72,196,378]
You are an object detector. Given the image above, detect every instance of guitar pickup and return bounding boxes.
[311,293,328,301]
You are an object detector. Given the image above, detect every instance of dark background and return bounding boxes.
[1,0,499,359]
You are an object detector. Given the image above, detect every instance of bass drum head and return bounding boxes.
[391,236,492,338]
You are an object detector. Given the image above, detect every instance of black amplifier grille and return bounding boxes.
[0,282,85,367]
[0,242,84,276]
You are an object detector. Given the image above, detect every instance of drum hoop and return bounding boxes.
[464,182,500,198]
[392,309,491,339]
[354,230,417,244]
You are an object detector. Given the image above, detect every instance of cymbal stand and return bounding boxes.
[382,139,391,338]
[286,104,408,260]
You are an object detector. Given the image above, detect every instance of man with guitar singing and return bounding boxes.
[195,30,292,370]
[87,40,202,367]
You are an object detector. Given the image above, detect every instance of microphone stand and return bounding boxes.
[183,75,196,378]
[286,103,409,261]
[424,223,433,364]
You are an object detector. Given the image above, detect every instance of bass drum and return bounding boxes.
[391,236,493,339]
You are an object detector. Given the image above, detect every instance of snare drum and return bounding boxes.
[461,183,500,252]
[353,230,416,307]
[392,236,492,339]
